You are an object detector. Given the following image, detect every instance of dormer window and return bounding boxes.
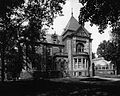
[51,32,58,44]
[76,43,84,53]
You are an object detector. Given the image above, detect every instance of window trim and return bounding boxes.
[76,43,84,53]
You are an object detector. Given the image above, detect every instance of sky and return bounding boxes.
[48,0,111,54]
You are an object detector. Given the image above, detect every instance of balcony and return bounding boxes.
[73,52,88,56]
[54,52,68,57]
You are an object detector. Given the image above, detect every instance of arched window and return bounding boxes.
[76,43,84,53]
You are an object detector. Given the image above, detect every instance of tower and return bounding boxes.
[62,11,92,77]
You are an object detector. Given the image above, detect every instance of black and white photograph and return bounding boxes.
[0,0,120,96]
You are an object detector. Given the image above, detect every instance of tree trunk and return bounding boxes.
[1,44,5,82]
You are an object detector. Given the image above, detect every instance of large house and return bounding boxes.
[36,14,92,77]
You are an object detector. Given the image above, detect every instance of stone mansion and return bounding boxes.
[37,14,92,77]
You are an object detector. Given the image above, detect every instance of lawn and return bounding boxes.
[0,77,120,96]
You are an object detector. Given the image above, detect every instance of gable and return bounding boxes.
[62,15,92,41]
[75,26,90,38]
[93,58,111,66]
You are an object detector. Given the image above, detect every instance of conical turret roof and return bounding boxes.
[64,16,80,31]
[62,15,91,38]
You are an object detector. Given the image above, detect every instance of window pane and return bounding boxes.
[74,58,77,63]
[74,58,77,69]
[77,43,84,53]
[83,58,85,68]
[78,58,81,68]
[78,58,81,62]
[83,58,85,64]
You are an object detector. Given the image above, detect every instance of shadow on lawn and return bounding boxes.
[0,78,120,96]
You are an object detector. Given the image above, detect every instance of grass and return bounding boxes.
[0,77,120,96]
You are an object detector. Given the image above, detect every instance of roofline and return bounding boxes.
[62,29,76,36]
[30,42,65,47]
[81,26,91,34]
[62,16,80,36]
[46,33,61,37]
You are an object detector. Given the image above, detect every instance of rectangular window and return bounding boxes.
[74,58,77,69]
[79,72,81,76]
[83,58,85,68]
[49,48,52,55]
[78,58,81,68]
[78,58,81,62]
[86,59,87,68]
[74,72,76,76]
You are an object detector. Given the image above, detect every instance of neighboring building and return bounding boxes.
[92,57,114,75]
[37,13,92,77]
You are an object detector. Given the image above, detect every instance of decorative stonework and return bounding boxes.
[42,14,93,77]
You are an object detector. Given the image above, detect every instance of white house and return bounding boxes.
[92,57,114,75]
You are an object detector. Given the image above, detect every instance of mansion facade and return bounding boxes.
[37,14,92,77]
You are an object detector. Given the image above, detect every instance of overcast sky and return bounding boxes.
[48,0,111,54]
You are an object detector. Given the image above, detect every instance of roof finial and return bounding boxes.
[71,8,73,16]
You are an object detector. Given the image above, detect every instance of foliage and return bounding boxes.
[0,0,25,81]
[79,0,120,74]
[79,0,120,33]
[111,22,120,42]
[0,0,66,80]
[97,40,116,61]
[111,24,120,74]
[20,0,66,71]
[0,0,24,17]
[97,40,120,74]
[6,49,24,80]
[92,52,96,59]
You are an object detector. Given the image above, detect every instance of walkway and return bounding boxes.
[94,76,120,81]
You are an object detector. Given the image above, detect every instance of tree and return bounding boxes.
[6,48,24,80]
[97,40,120,74]
[0,0,66,81]
[0,0,25,82]
[79,0,120,74]
[110,24,120,74]
[79,0,120,33]
[0,0,24,17]
[92,52,96,59]
[14,0,66,75]
[97,40,116,60]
